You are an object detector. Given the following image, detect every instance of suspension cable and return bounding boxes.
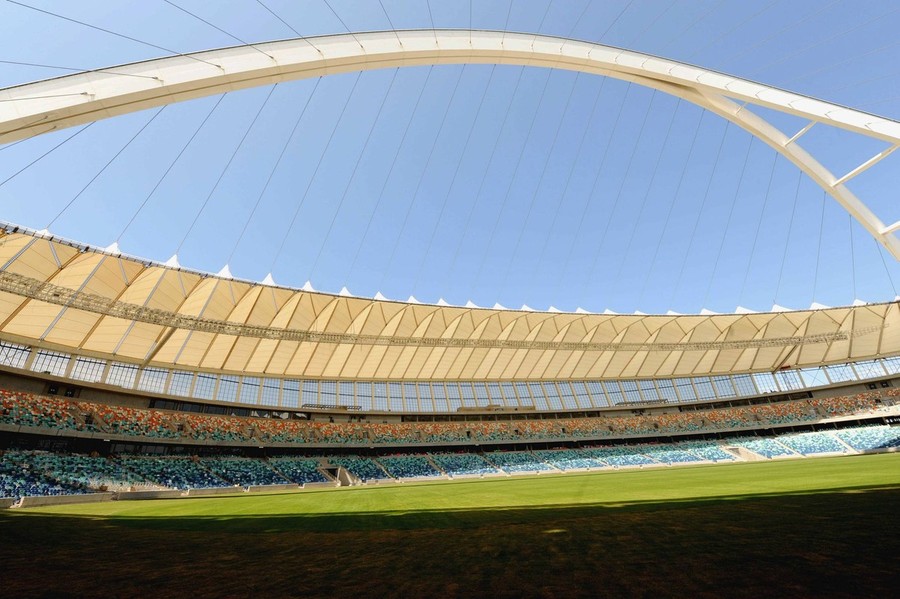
[664,120,731,309]
[345,67,435,286]
[269,73,363,275]
[118,94,227,243]
[308,70,400,281]
[738,153,780,304]
[702,135,755,309]
[227,79,322,266]
[0,59,160,80]
[378,67,467,293]
[811,191,827,303]
[773,169,804,304]
[410,65,498,297]
[176,86,278,255]
[498,73,582,297]
[47,107,166,229]
[0,123,93,188]
[5,0,223,70]
[161,0,275,61]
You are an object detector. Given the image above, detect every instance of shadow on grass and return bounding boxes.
[4,482,899,534]
[2,486,899,598]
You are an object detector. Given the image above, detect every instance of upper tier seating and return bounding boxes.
[0,387,895,447]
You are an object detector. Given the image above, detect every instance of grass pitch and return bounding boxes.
[3,453,899,598]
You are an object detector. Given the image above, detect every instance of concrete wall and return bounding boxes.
[302,481,338,489]
[186,486,242,497]
[246,483,298,493]
[18,492,114,508]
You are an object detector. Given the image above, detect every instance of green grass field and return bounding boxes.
[4,453,900,598]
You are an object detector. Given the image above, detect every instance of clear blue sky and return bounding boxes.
[1,0,899,314]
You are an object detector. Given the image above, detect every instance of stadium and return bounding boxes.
[1,1,899,597]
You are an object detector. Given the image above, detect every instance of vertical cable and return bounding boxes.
[686,0,780,60]
[269,73,363,274]
[410,65,498,296]
[345,67,435,284]
[469,68,555,296]
[322,0,365,50]
[498,73,582,297]
[445,66,527,286]
[874,238,898,297]
[533,77,608,284]
[738,153,780,304]
[0,124,94,188]
[665,120,731,308]
[554,82,632,294]
[612,97,681,285]
[849,214,857,300]
[47,107,166,229]
[227,79,323,265]
[773,169,803,304]
[6,0,223,69]
[628,0,677,47]
[598,0,635,41]
[118,95,227,243]
[308,70,400,281]
[176,86,277,255]
[581,91,661,303]
[378,66,467,292]
[702,135,755,309]
[811,192,827,303]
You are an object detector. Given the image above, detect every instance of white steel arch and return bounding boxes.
[2,29,900,259]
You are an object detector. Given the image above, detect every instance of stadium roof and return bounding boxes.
[1,228,897,380]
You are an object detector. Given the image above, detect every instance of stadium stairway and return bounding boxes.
[478,453,512,476]
[424,454,446,476]
[829,433,859,454]
[718,445,760,461]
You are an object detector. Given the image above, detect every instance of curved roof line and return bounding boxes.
[0,227,897,380]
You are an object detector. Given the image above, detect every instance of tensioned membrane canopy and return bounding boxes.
[0,229,897,380]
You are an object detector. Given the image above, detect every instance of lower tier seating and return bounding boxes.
[484,451,552,473]
[202,458,289,487]
[0,423,896,500]
[836,425,900,451]
[775,431,847,455]
[117,457,227,490]
[268,458,329,485]
[328,456,389,482]
[430,453,498,476]
[378,455,441,478]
